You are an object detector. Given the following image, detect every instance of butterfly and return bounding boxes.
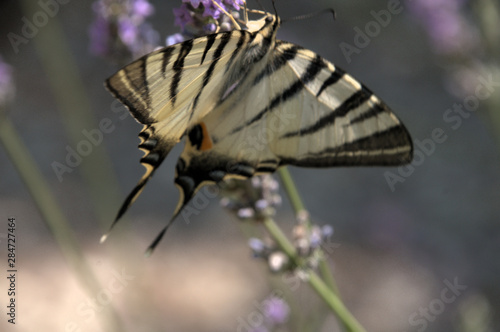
[103,5,413,253]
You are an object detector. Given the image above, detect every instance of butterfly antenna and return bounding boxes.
[271,0,278,16]
[253,0,265,11]
[243,0,248,24]
[282,8,336,24]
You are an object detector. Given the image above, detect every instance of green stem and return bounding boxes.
[263,216,299,259]
[19,0,122,227]
[277,168,339,292]
[277,167,353,331]
[0,115,123,332]
[263,217,365,332]
[319,256,341,296]
[277,167,306,213]
[307,272,367,332]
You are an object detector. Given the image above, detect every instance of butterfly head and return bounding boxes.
[245,12,280,34]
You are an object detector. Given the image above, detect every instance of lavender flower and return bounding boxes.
[219,175,281,221]
[248,238,266,255]
[166,0,244,45]
[173,4,194,30]
[408,0,478,55]
[166,33,186,46]
[0,56,14,106]
[89,0,159,62]
[263,296,290,325]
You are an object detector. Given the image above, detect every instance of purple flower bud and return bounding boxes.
[183,0,204,8]
[89,0,159,60]
[173,4,194,29]
[264,296,290,325]
[248,238,266,253]
[255,199,269,210]
[322,224,334,238]
[237,207,254,219]
[309,227,322,248]
[204,22,217,33]
[133,0,154,17]
[408,0,475,54]
[88,16,110,57]
[166,33,186,46]
[119,19,138,45]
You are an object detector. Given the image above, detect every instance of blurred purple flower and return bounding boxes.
[248,238,266,254]
[203,1,226,19]
[89,15,110,57]
[204,22,217,33]
[166,33,186,46]
[408,0,477,54]
[264,296,290,325]
[171,0,244,42]
[220,175,281,221]
[183,0,211,9]
[89,0,159,62]
[133,0,154,17]
[0,56,14,106]
[174,4,194,29]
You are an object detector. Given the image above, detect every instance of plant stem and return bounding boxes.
[263,216,365,332]
[307,271,367,332]
[277,167,339,293]
[19,0,122,227]
[0,115,123,331]
[277,167,306,213]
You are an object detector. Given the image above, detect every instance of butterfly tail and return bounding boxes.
[101,126,178,242]
[143,173,207,255]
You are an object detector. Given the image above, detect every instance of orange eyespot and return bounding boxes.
[199,122,213,151]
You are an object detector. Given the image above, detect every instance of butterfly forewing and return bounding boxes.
[267,42,412,166]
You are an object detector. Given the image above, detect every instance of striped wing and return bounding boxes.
[268,41,413,166]
[105,30,252,226]
[170,42,412,234]
[105,12,413,251]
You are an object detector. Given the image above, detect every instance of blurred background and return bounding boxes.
[0,0,499,331]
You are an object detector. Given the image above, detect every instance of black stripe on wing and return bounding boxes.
[316,67,345,97]
[349,101,388,125]
[253,44,300,86]
[231,54,327,134]
[161,47,175,78]
[224,31,247,73]
[105,57,153,125]
[192,32,233,113]
[201,34,217,65]
[279,125,413,167]
[170,39,194,107]
[281,86,373,138]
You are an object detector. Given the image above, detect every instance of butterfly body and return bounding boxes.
[105,11,412,250]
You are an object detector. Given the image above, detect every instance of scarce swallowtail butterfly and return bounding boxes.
[103,5,413,252]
